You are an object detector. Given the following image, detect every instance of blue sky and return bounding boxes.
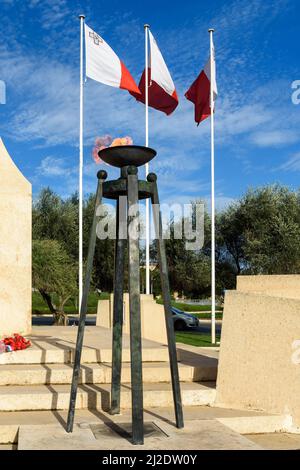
[0,0,300,210]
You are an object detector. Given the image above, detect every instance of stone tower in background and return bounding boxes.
[0,138,31,336]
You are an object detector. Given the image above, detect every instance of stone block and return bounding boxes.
[0,139,31,336]
[216,275,300,429]
[97,294,168,344]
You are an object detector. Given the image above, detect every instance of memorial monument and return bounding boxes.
[0,138,32,336]
[67,145,184,445]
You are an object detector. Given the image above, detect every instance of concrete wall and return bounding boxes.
[97,294,168,344]
[237,274,300,299]
[216,275,300,429]
[0,139,32,336]
[96,299,111,329]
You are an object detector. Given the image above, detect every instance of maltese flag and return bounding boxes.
[131,30,178,115]
[84,24,140,95]
[185,38,218,124]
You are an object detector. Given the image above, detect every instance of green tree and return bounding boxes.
[218,185,300,275]
[33,189,116,295]
[84,193,115,291]
[152,217,211,298]
[32,188,78,260]
[32,239,77,325]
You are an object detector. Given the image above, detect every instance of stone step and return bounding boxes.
[0,382,216,412]
[0,358,217,386]
[0,344,169,365]
[0,360,217,386]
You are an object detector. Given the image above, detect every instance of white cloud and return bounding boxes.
[27,0,74,30]
[217,103,273,138]
[37,156,74,177]
[277,153,300,172]
[250,130,300,147]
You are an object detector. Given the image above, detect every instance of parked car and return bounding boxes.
[171,307,199,330]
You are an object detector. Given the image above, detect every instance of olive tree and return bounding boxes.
[32,239,77,325]
[218,185,300,275]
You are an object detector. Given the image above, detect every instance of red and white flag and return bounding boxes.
[185,38,218,124]
[131,30,178,115]
[84,24,141,95]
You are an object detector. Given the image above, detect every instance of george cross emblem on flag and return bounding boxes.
[89,31,103,46]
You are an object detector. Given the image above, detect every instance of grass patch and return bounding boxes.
[156,299,223,313]
[195,312,223,320]
[175,331,220,347]
[32,291,110,315]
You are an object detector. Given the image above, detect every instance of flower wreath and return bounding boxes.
[1,334,31,352]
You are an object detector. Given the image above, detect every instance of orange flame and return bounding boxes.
[92,135,133,164]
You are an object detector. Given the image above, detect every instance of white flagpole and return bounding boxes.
[144,24,150,295]
[209,28,216,344]
[79,14,85,311]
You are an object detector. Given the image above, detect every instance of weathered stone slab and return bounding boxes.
[244,432,300,450]
[237,274,300,299]
[216,275,300,429]
[17,419,261,450]
[97,294,168,344]
[0,138,31,336]
[18,423,99,450]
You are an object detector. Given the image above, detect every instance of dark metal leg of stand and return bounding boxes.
[111,197,126,414]
[127,167,144,445]
[67,171,107,432]
[150,174,184,429]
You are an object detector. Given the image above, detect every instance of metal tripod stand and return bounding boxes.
[67,146,184,445]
